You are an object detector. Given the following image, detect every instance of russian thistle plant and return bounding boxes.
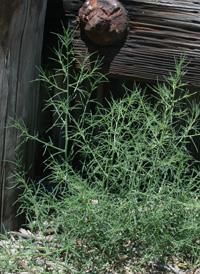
[11,25,200,273]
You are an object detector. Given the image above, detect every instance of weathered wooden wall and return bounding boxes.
[0,0,47,232]
[63,0,200,86]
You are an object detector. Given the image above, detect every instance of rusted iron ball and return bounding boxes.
[78,0,128,46]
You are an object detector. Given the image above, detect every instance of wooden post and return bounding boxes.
[0,0,47,232]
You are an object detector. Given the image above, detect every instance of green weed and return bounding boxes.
[2,26,200,273]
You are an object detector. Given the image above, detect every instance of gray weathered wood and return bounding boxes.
[0,0,47,232]
[63,0,200,86]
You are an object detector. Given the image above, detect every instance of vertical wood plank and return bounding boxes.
[0,0,47,232]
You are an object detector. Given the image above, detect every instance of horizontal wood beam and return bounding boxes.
[63,0,200,86]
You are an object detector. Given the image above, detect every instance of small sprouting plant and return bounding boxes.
[7,25,200,273]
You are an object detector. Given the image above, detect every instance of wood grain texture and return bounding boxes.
[0,0,47,232]
[63,0,200,86]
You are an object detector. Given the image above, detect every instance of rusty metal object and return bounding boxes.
[78,0,128,46]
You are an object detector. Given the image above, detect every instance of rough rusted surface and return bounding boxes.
[78,0,128,46]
